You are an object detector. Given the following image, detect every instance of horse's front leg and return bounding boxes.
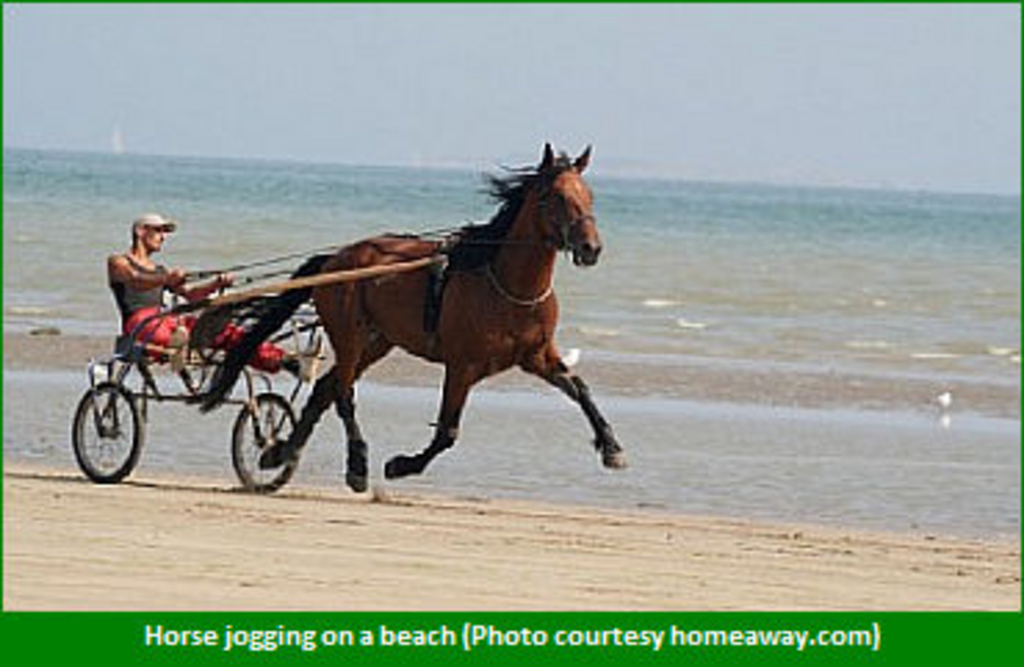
[384,364,478,480]
[524,356,627,469]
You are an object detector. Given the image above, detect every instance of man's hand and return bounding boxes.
[164,268,188,289]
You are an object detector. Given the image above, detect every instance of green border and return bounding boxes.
[2,2,1021,666]
[0,612,1021,664]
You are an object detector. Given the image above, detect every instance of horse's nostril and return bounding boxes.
[579,242,601,265]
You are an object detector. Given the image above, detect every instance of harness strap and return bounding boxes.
[485,264,553,308]
[423,254,449,333]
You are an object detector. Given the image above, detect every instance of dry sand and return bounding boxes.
[3,464,1019,611]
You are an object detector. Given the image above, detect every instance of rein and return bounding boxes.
[183,177,581,306]
[184,244,346,283]
[183,255,445,312]
[186,234,550,286]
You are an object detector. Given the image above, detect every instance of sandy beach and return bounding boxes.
[4,330,1020,610]
[4,463,1018,611]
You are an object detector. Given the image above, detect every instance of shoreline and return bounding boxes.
[5,329,1020,610]
[4,329,1021,541]
[5,331,1020,419]
[4,463,1019,611]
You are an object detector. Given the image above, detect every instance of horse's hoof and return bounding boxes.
[258,445,289,470]
[384,455,417,479]
[346,473,368,493]
[602,449,628,470]
[346,440,368,492]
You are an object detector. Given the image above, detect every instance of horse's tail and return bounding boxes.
[200,253,332,412]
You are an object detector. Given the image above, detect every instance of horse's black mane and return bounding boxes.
[446,154,573,271]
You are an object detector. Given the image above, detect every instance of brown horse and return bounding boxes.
[202,144,626,492]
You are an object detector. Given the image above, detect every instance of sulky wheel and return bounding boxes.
[231,392,298,493]
[71,381,144,484]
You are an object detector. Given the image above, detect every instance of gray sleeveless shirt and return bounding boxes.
[110,256,167,323]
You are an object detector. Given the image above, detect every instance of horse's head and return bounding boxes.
[537,144,602,267]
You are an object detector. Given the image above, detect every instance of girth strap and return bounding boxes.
[423,253,449,334]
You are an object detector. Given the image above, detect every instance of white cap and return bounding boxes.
[132,212,177,233]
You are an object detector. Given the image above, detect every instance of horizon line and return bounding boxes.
[4,143,1020,200]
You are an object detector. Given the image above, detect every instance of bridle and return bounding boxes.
[536,182,595,254]
[485,178,593,308]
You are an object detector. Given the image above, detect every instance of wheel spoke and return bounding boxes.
[232,394,296,493]
[72,383,142,484]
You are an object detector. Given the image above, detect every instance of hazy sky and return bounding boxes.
[4,4,1020,194]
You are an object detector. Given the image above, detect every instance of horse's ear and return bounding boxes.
[540,143,555,171]
[574,145,592,174]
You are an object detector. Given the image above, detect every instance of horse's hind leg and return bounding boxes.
[522,355,627,469]
[315,281,380,492]
[260,368,339,469]
[336,333,392,492]
[335,387,367,492]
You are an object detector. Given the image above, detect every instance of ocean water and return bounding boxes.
[4,148,1020,381]
[3,148,1021,537]
[5,367,1020,539]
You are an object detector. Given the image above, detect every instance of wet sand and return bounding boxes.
[3,330,1020,610]
[4,464,1019,611]
[5,331,1019,418]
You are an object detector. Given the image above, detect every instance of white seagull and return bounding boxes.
[562,348,581,368]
